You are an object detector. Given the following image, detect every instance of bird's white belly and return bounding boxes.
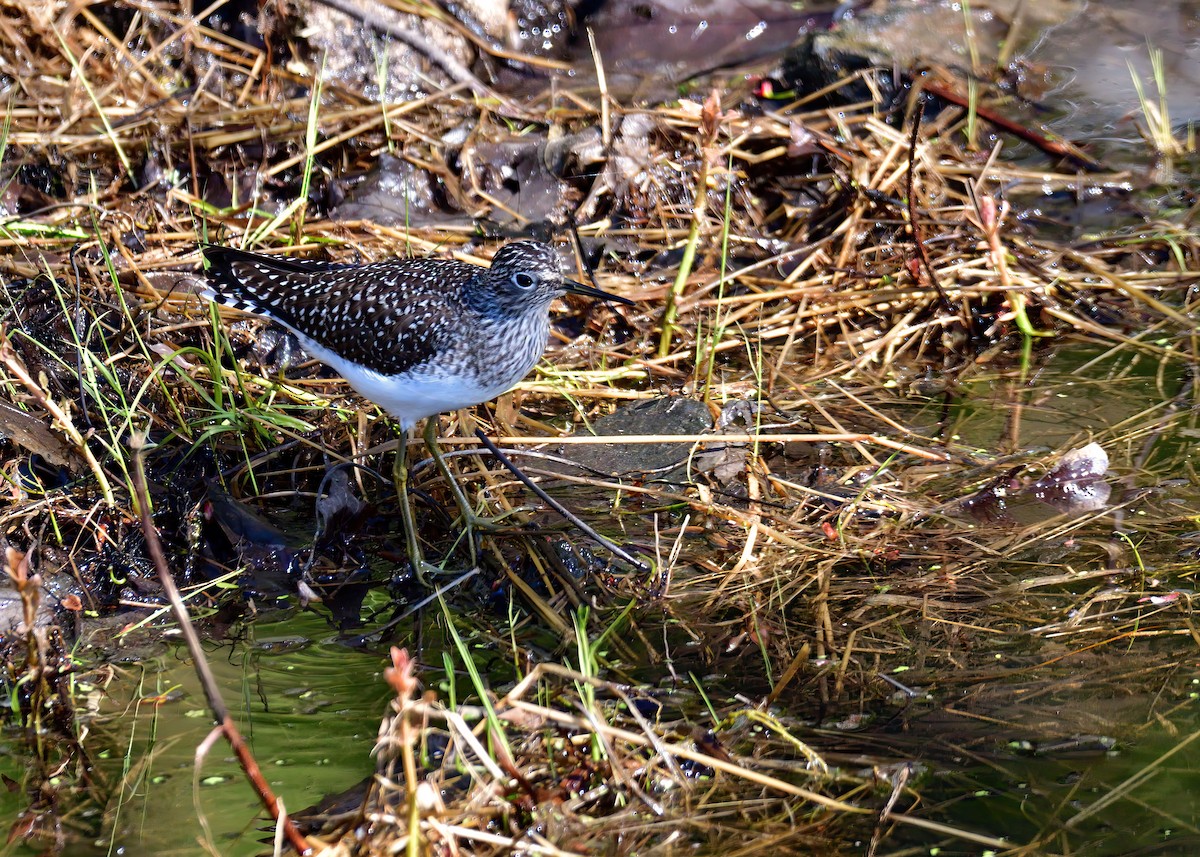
[297,336,530,430]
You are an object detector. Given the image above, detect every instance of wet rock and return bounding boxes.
[333,153,466,227]
[302,0,484,100]
[831,0,1079,79]
[0,575,64,638]
[579,0,842,91]
[1028,442,1111,514]
[961,443,1111,525]
[199,485,304,597]
[0,548,82,641]
[0,400,80,472]
[552,396,712,480]
[464,126,602,225]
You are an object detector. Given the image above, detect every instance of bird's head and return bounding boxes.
[478,241,632,317]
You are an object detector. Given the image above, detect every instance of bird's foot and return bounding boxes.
[410,557,469,587]
[458,509,510,534]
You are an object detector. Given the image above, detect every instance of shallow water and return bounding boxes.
[17,337,1187,855]
[48,612,391,856]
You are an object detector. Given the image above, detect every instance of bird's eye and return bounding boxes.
[513,273,536,289]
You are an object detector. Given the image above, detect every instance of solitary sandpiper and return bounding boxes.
[200,240,632,578]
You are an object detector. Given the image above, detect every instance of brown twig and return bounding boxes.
[129,435,311,855]
[922,80,1103,170]
[904,95,956,318]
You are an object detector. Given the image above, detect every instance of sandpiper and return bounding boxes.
[201,240,632,578]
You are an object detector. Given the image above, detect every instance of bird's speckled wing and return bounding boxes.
[201,245,472,376]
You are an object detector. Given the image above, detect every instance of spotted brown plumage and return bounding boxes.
[200,241,631,429]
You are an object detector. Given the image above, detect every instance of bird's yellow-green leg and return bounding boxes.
[422,418,507,568]
[393,427,445,586]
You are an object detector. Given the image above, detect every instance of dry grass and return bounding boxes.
[1,2,1200,855]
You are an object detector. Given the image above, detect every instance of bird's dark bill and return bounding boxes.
[564,278,634,306]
